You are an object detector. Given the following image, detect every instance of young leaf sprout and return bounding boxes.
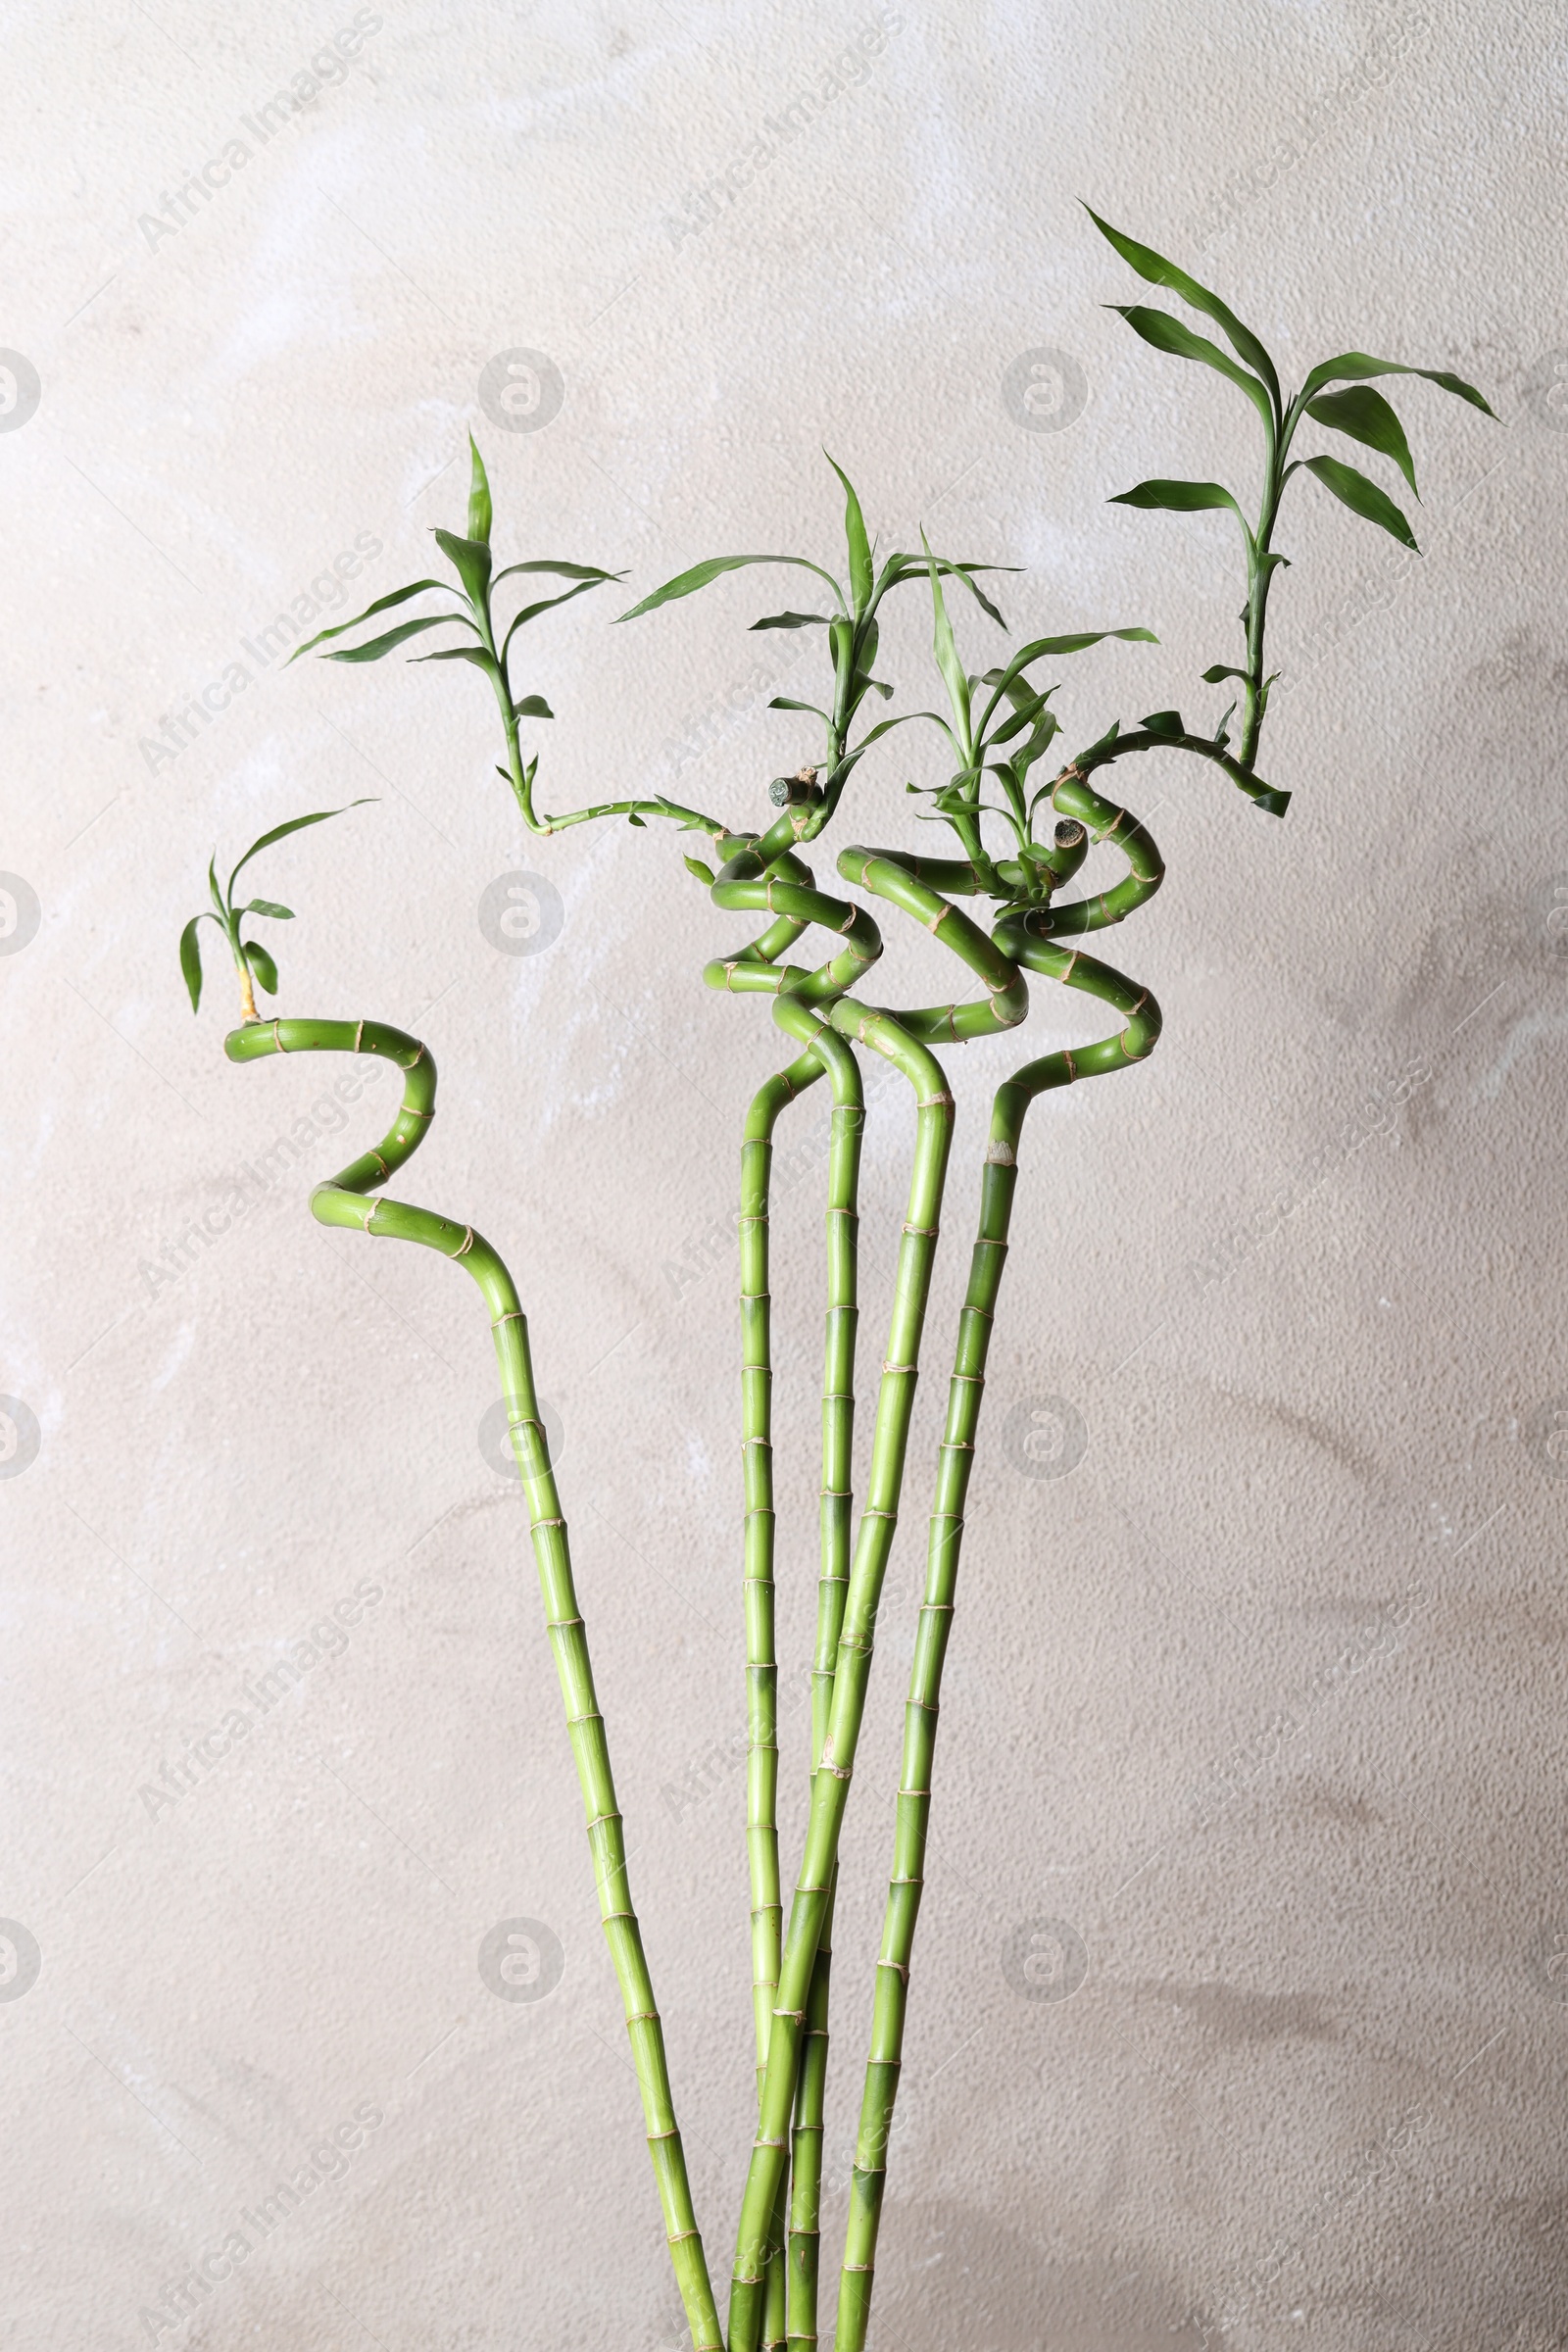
[178,800,373,1021]
[184,211,1493,2352]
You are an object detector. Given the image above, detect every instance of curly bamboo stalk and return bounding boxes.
[831,773,1164,2350]
[221,1014,724,2352]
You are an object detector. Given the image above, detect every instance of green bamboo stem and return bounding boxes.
[741,1047,826,2102]
[785,1868,836,2348]
[703,845,1032,2349]
[222,1014,723,2352]
[733,909,870,2348]
[831,790,1166,2352]
[768,1003,864,2352]
[725,996,956,2352]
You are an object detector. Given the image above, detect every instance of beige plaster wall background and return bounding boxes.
[4,0,1567,2344]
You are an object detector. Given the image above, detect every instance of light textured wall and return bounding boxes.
[5,1,1566,2344]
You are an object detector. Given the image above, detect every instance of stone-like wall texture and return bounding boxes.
[4,2,1566,2344]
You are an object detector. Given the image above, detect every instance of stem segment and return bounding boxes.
[223,1015,724,2352]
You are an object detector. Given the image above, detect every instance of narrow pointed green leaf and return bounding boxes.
[226,800,376,895]
[823,453,873,616]
[1297,351,1494,416]
[433,527,494,608]
[178,915,206,1013]
[874,555,1017,628]
[410,645,501,671]
[1201,663,1250,683]
[837,709,946,778]
[683,855,715,885]
[1301,453,1420,552]
[500,576,604,665]
[513,693,555,719]
[768,696,830,719]
[243,899,294,920]
[1110,477,1249,524]
[616,553,844,622]
[1109,305,1274,433]
[1084,205,1281,411]
[493,559,624,586]
[1303,384,1419,495]
[749,611,827,631]
[466,436,493,545]
[977,626,1157,741]
[244,938,279,996]
[627,811,646,826]
[921,531,972,755]
[207,855,225,920]
[1140,709,1185,737]
[324,613,473,663]
[287,580,447,662]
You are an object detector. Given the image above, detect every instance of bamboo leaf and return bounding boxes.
[207,855,225,920]
[432,526,494,607]
[243,899,294,919]
[823,453,873,615]
[1110,477,1250,526]
[466,435,493,545]
[492,559,624,585]
[921,530,973,756]
[324,613,473,663]
[1297,351,1495,416]
[1109,304,1274,433]
[750,611,828,630]
[227,800,375,894]
[410,645,501,670]
[499,576,602,664]
[1140,709,1185,737]
[977,627,1156,739]
[1301,453,1420,552]
[1201,663,1250,683]
[287,579,448,662]
[768,695,831,719]
[838,709,946,777]
[1084,205,1281,411]
[178,915,206,1013]
[1303,384,1419,495]
[513,693,555,719]
[684,854,715,885]
[616,553,844,622]
[244,938,279,996]
[875,554,1018,628]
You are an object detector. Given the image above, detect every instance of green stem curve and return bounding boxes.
[222,1014,724,2352]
